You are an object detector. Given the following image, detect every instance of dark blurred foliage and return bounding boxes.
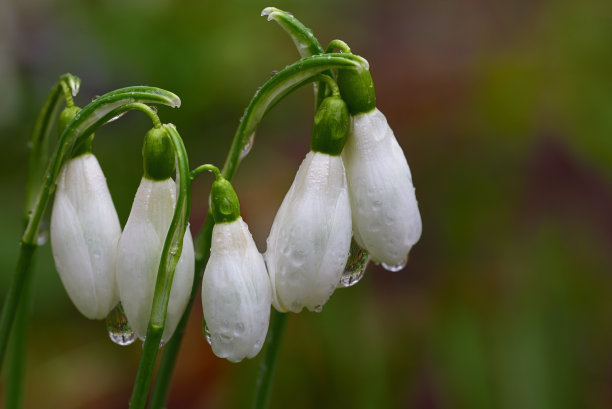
[1,0,612,408]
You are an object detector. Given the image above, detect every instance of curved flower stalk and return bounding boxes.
[50,152,121,319]
[199,166,271,362]
[262,7,422,270]
[117,127,194,343]
[265,95,352,313]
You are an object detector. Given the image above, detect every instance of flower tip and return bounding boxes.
[261,7,278,20]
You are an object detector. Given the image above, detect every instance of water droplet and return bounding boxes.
[92,95,101,101]
[270,70,279,77]
[106,111,127,124]
[240,132,256,159]
[313,305,323,313]
[338,238,369,288]
[36,221,49,246]
[381,256,408,272]
[149,105,158,114]
[106,303,136,346]
[203,322,212,345]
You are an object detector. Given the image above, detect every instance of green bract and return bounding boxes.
[59,106,94,157]
[337,67,376,115]
[211,177,240,224]
[143,127,176,181]
[311,96,350,156]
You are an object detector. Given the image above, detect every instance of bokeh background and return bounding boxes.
[2,0,612,407]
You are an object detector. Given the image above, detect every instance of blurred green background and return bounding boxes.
[2,0,612,408]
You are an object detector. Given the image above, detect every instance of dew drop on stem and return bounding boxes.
[240,131,256,159]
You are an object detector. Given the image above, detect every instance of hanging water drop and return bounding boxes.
[203,322,212,346]
[240,131,256,159]
[106,303,136,346]
[338,238,369,288]
[381,256,408,272]
[149,105,158,114]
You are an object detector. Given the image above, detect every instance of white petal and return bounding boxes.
[117,178,195,342]
[50,154,121,319]
[342,108,422,266]
[202,218,271,362]
[265,152,352,313]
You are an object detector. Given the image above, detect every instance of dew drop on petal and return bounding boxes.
[240,131,256,159]
[203,321,212,346]
[338,238,369,288]
[381,256,408,272]
[106,303,136,346]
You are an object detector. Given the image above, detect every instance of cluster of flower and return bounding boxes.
[50,59,422,364]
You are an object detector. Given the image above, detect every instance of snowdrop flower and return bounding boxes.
[201,171,271,362]
[266,96,352,313]
[338,68,422,269]
[116,127,194,343]
[50,107,121,320]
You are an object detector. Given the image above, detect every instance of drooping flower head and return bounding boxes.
[265,95,353,313]
[202,171,271,362]
[116,127,194,343]
[50,106,121,319]
[338,67,422,269]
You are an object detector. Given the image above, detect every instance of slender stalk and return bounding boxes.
[0,242,36,371]
[252,310,288,409]
[148,53,366,409]
[128,124,191,409]
[5,258,34,409]
[148,212,215,409]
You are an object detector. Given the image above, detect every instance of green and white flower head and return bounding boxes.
[50,106,121,320]
[201,171,271,362]
[338,68,422,269]
[265,96,353,313]
[116,127,195,343]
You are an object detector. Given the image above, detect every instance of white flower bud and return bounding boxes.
[342,108,422,268]
[116,177,195,343]
[265,151,352,313]
[50,154,121,319]
[202,217,271,362]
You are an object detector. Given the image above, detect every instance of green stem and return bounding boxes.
[0,86,180,374]
[252,310,288,409]
[0,242,36,372]
[128,124,191,409]
[148,52,366,409]
[5,257,34,409]
[191,163,222,179]
[261,7,329,107]
[325,39,352,54]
